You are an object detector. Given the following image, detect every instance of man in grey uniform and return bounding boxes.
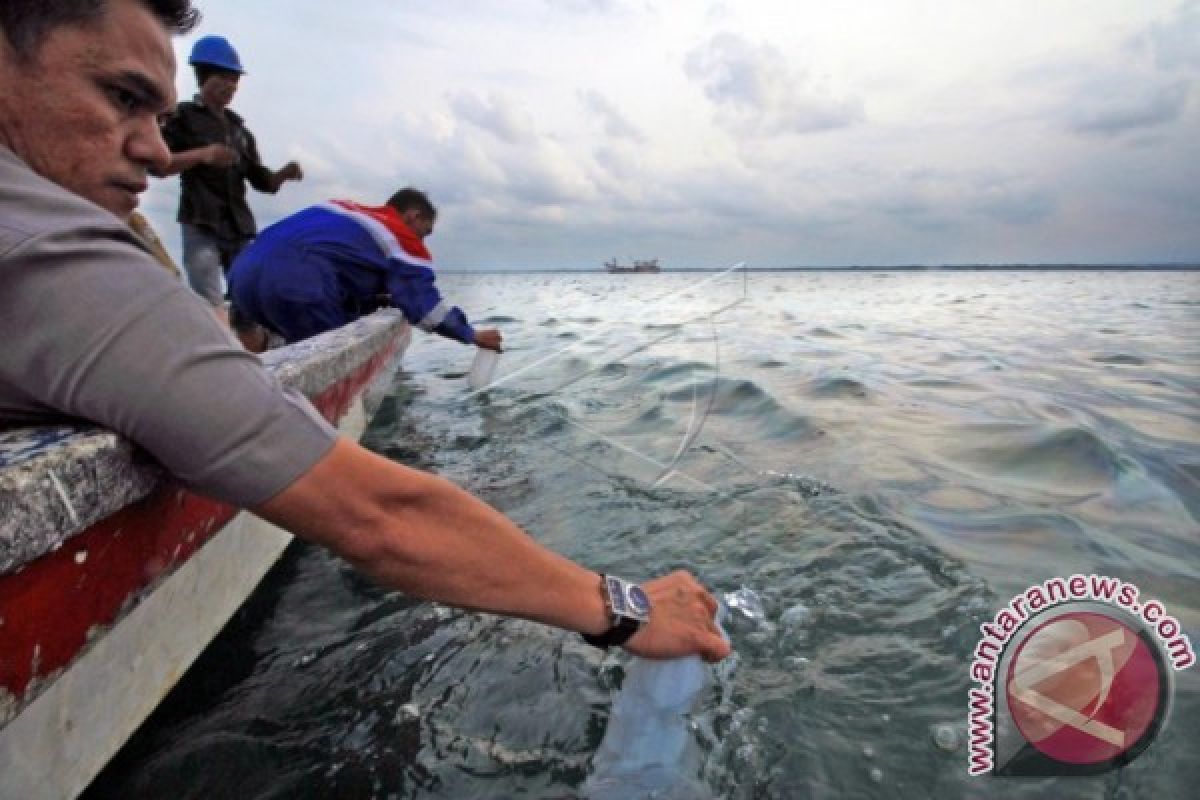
[0,0,729,663]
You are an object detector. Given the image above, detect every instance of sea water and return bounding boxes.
[87,270,1200,799]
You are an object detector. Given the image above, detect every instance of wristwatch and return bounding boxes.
[582,574,652,649]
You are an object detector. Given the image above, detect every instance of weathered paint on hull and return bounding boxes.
[0,508,294,800]
[0,312,410,800]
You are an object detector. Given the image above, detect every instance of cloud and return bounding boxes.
[1143,1,1200,71]
[552,0,622,13]
[449,91,537,145]
[370,106,599,224]
[967,181,1056,226]
[827,167,1058,234]
[1050,4,1200,137]
[683,32,864,137]
[705,3,733,25]
[578,89,646,142]
[1066,80,1190,136]
[136,1,1199,269]
[1019,35,1193,140]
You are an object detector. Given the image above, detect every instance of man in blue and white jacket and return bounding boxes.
[228,187,503,351]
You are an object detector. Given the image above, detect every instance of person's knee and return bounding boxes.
[183,231,220,271]
[182,230,225,306]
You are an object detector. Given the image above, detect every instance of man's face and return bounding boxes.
[404,210,436,239]
[199,70,239,110]
[0,0,177,217]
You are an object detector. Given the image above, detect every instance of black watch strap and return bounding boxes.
[582,616,640,649]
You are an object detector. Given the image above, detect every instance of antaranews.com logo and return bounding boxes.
[968,574,1195,777]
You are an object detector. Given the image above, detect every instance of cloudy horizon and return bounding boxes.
[140,0,1200,270]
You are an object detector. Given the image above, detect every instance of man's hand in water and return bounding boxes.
[474,329,503,352]
[624,571,732,662]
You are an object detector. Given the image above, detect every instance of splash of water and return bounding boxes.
[583,588,764,799]
[723,588,766,622]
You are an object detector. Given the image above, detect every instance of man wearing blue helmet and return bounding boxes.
[156,34,303,325]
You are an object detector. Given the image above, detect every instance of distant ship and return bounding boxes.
[604,257,660,273]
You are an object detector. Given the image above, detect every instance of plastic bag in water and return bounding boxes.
[468,348,500,390]
[584,590,763,799]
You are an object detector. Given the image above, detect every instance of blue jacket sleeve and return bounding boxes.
[385,261,476,345]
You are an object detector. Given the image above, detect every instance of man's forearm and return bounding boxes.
[254,438,731,662]
[254,438,611,635]
[152,147,207,176]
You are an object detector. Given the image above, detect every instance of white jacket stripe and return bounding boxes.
[418,301,450,331]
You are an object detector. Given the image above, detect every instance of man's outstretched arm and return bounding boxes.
[151,143,234,176]
[254,438,732,662]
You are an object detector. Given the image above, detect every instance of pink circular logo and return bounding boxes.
[1006,611,1163,765]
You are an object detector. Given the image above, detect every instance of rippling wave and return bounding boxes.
[89,271,1200,799]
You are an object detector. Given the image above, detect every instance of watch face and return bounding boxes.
[627,585,651,618]
[611,590,627,615]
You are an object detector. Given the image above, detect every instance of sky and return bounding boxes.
[141,0,1200,270]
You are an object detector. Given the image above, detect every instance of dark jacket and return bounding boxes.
[160,99,276,239]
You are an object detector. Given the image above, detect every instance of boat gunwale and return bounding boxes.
[0,309,410,576]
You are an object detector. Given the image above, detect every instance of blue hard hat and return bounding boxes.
[188,35,244,73]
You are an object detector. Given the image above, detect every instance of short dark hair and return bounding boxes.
[194,64,238,87]
[0,0,199,61]
[387,188,437,220]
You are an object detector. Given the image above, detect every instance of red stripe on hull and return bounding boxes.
[0,337,400,704]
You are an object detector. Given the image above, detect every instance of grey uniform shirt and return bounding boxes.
[0,145,337,507]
